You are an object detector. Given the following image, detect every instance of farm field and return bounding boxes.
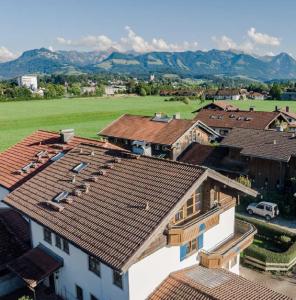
[0,96,295,152]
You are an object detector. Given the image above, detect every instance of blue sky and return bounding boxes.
[0,0,295,61]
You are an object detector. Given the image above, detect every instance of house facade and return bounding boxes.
[99,113,220,160]
[4,143,257,300]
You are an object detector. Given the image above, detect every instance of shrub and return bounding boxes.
[182,97,190,104]
[280,235,292,247]
[236,176,251,188]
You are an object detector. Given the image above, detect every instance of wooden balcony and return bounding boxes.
[200,219,257,269]
[167,206,221,246]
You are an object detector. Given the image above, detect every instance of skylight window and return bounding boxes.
[22,162,34,173]
[50,151,65,162]
[53,191,69,203]
[73,162,88,173]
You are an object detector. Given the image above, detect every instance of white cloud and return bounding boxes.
[247,27,280,46]
[0,46,17,62]
[212,35,254,53]
[56,26,199,53]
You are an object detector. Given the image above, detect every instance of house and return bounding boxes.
[105,85,126,96]
[214,89,241,101]
[149,265,291,300]
[82,86,97,95]
[0,129,116,207]
[99,113,220,160]
[247,91,265,100]
[0,209,30,297]
[274,106,296,123]
[193,100,239,113]
[194,109,289,136]
[281,91,296,100]
[4,142,258,300]
[18,75,38,91]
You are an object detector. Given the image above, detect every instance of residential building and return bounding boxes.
[149,265,291,300]
[0,129,117,207]
[81,86,97,95]
[194,109,289,136]
[180,128,296,190]
[4,142,258,300]
[247,91,265,100]
[274,106,296,123]
[99,113,220,160]
[214,89,241,101]
[105,85,126,96]
[18,75,38,91]
[193,100,239,113]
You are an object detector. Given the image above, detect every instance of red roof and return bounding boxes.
[194,110,285,130]
[99,114,198,145]
[0,130,117,190]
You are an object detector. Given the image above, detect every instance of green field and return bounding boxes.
[0,96,295,152]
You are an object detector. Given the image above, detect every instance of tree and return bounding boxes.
[139,87,147,96]
[270,84,282,99]
[68,83,81,96]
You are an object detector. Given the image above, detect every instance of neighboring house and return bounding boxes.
[81,86,97,94]
[214,89,241,101]
[18,75,38,91]
[247,91,265,100]
[149,265,291,300]
[0,129,116,207]
[105,85,126,96]
[219,128,296,190]
[4,142,257,300]
[281,91,296,100]
[275,106,296,123]
[99,113,220,160]
[194,109,289,136]
[0,209,30,297]
[193,101,239,113]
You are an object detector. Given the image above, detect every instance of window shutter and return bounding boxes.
[180,245,187,261]
[198,233,204,250]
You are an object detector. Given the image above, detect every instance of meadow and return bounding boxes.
[0,95,295,152]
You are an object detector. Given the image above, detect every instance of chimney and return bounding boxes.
[173,112,181,119]
[60,129,74,143]
[155,112,162,118]
[273,140,277,145]
[249,106,254,112]
[286,106,290,113]
[275,105,278,112]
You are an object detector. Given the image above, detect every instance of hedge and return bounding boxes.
[236,214,296,264]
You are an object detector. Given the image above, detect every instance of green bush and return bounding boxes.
[182,97,190,104]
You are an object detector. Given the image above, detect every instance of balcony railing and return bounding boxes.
[200,219,257,269]
[167,205,221,246]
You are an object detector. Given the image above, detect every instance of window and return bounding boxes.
[174,209,184,222]
[256,204,264,210]
[43,228,52,244]
[55,235,61,249]
[113,270,123,289]
[90,294,98,300]
[76,285,83,300]
[63,239,70,254]
[186,198,194,216]
[89,256,101,277]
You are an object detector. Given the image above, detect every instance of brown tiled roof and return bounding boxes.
[178,143,247,175]
[149,265,291,300]
[193,101,239,113]
[194,110,284,130]
[221,128,296,162]
[216,89,241,96]
[4,143,207,271]
[279,109,296,121]
[7,246,63,288]
[99,114,198,145]
[0,130,117,190]
[0,208,30,268]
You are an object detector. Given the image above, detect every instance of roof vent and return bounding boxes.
[113,157,122,163]
[245,117,252,121]
[99,169,107,176]
[71,175,76,184]
[90,150,95,156]
[229,114,236,118]
[105,163,114,169]
[273,140,277,145]
[73,162,88,173]
[46,201,64,212]
[74,189,82,196]
[36,150,48,158]
[60,129,75,143]
[79,148,83,154]
[90,175,98,182]
[145,201,150,211]
[83,183,91,194]
[22,162,34,173]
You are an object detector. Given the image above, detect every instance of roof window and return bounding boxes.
[73,162,88,173]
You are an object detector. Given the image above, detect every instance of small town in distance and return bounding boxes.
[1,1,296,300]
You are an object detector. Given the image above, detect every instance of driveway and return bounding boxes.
[237,212,296,233]
[240,266,296,299]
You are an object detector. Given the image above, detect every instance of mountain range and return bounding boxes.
[1,48,296,81]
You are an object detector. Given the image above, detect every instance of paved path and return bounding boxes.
[240,266,296,299]
[237,212,296,233]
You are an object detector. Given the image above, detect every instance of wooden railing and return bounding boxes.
[200,219,257,268]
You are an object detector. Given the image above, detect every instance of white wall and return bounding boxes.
[128,207,235,300]
[31,221,129,300]
[0,185,9,208]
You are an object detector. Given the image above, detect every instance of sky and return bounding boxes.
[0,0,295,61]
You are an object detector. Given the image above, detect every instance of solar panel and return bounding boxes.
[53,191,69,203]
[50,152,65,162]
[73,162,88,173]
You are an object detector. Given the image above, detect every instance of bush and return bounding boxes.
[280,235,292,248]
[236,176,251,188]
[182,97,190,104]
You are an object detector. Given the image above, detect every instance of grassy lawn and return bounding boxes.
[0,96,295,152]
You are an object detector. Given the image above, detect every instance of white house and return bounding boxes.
[18,75,38,91]
[4,143,257,300]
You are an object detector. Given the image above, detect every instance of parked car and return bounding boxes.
[246,201,279,221]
